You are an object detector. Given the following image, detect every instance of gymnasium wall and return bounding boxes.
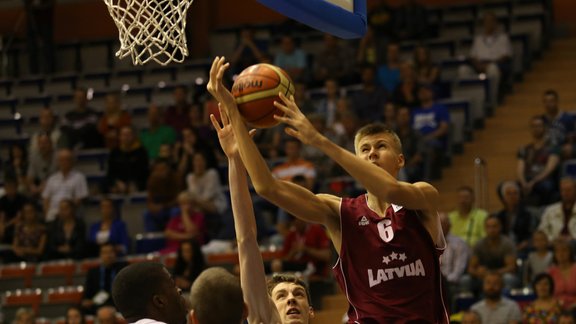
[0,0,574,57]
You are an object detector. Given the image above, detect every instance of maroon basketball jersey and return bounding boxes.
[333,194,449,323]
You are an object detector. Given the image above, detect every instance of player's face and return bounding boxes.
[271,282,313,324]
[356,134,403,176]
[162,268,189,324]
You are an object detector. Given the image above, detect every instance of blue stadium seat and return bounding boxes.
[134,232,166,254]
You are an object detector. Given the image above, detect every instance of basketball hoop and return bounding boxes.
[104,0,194,66]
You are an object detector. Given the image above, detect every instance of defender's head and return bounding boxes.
[267,273,314,324]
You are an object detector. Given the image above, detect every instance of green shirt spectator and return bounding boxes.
[140,104,177,160]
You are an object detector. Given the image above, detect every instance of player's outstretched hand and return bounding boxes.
[210,104,255,159]
[273,92,322,146]
[207,56,237,113]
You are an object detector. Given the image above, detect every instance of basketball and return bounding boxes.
[231,63,295,128]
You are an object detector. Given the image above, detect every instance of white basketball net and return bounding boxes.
[104,0,194,66]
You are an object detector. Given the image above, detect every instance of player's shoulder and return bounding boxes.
[410,181,440,197]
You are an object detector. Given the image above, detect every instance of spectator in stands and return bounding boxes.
[175,127,217,177]
[164,192,206,252]
[0,178,28,244]
[548,239,576,311]
[524,230,554,284]
[65,305,86,324]
[377,43,403,93]
[144,159,180,231]
[29,107,66,157]
[230,25,268,75]
[185,151,227,214]
[382,102,397,130]
[111,262,189,324]
[98,92,131,149]
[367,0,395,60]
[448,186,488,247]
[252,126,283,160]
[439,212,468,311]
[493,180,533,252]
[391,61,420,109]
[412,85,449,179]
[13,307,35,324]
[540,90,575,148]
[96,306,119,324]
[517,116,560,206]
[82,243,128,315]
[187,103,215,144]
[302,114,345,180]
[460,310,481,324]
[470,272,522,323]
[312,34,355,85]
[140,104,177,160]
[272,138,317,190]
[61,88,102,149]
[164,86,192,134]
[464,216,518,295]
[314,78,341,130]
[458,12,512,106]
[538,177,576,242]
[104,126,149,194]
[293,82,317,116]
[352,65,388,124]
[26,133,57,197]
[414,45,440,86]
[271,216,331,278]
[4,143,28,191]
[273,35,307,82]
[172,239,206,291]
[42,148,88,222]
[560,312,576,324]
[395,0,429,41]
[10,202,46,262]
[88,198,130,256]
[47,199,86,259]
[186,151,227,238]
[523,273,563,323]
[395,106,425,182]
[356,27,380,66]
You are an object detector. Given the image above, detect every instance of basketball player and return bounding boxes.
[111,262,188,324]
[207,56,449,323]
[209,104,314,324]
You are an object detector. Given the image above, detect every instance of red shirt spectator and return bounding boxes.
[279,219,331,277]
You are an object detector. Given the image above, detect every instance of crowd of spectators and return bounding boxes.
[1,0,575,323]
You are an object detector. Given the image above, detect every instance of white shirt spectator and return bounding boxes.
[440,233,470,284]
[471,297,521,324]
[470,31,512,62]
[186,168,228,215]
[42,170,88,221]
[538,202,576,241]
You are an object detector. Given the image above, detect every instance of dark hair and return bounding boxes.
[457,186,474,195]
[484,215,501,225]
[543,89,558,100]
[65,305,86,324]
[173,240,206,287]
[266,273,311,305]
[189,267,244,324]
[532,272,555,296]
[111,262,167,320]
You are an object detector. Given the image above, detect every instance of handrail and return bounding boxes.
[474,157,488,210]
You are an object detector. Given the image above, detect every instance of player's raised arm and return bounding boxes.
[206,57,339,226]
[210,107,280,324]
[273,93,439,211]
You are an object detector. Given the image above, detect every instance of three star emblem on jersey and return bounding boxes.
[358,216,369,226]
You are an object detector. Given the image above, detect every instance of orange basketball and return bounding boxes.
[231,63,295,128]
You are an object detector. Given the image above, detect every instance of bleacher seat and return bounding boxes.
[135,232,166,254]
[163,252,177,268]
[81,41,112,73]
[10,79,43,99]
[34,261,77,289]
[452,79,489,126]
[78,258,100,274]
[126,253,161,264]
[2,289,43,316]
[40,286,85,319]
[54,43,80,74]
[0,262,37,289]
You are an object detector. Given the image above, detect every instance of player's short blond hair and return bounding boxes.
[354,123,402,154]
